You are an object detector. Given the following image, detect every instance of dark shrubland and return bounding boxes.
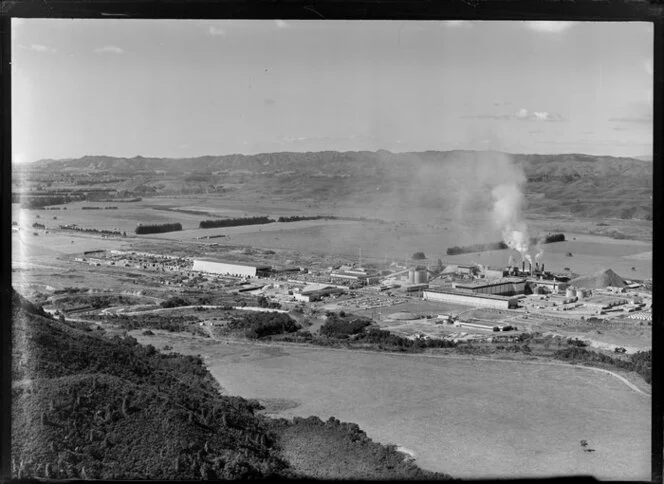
[13,290,443,479]
[553,347,652,384]
[11,291,290,479]
[268,416,452,480]
[227,312,300,339]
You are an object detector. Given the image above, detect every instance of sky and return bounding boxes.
[12,19,653,163]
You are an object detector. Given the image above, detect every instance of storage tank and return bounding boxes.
[408,269,416,284]
[566,287,577,298]
[413,268,428,284]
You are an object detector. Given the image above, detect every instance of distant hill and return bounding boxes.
[24,150,653,221]
[11,290,450,480]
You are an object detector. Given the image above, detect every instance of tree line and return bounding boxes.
[135,223,183,235]
[446,233,565,256]
[199,216,273,229]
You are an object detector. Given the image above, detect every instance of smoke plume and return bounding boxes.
[488,154,531,262]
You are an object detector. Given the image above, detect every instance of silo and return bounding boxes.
[566,287,577,298]
[414,268,428,284]
[408,269,416,284]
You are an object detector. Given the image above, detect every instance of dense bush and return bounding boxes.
[199,216,274,229]
[135,223,182,235]
[320,314,372,338]
[553,347,651,383]
[411,252,427,260]
[541,233,565,243]
[228,312,299,339]
[12,295,293,480]
[106,313,207,336]
[257,296,281,309]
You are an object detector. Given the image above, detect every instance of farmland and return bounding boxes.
[133,331,651,480]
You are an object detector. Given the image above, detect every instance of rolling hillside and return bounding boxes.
[11,290,450,480]
[23,150,653,221]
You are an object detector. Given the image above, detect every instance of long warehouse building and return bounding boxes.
[422,288,518,309]
[192,259,271,278]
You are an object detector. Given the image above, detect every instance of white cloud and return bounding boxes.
[532,111,552,121]
[208,26,226,37]
[525,21,574,33]
[444,21,471,28]
[644,59,653,76]
[94,45,125,54]
[515,108,529,119]
[275,20,290,29]
[28,44,57,53]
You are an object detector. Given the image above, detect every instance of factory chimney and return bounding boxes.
[535,262,539,272]
[529,261,533,276]
[541,263,544,273]
[522,261,525,272]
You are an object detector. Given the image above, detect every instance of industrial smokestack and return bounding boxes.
[522,261,525,272]
[529,262,533,275]
[535,262,539,272]
[541,263,544,272]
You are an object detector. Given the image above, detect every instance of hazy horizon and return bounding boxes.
[12,19,653,163]
[20,148,654,165]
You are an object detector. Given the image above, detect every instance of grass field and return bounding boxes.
[12,197,652,280]
[133,332,650,480]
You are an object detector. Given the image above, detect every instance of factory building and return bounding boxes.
[452,277,526,296]
[527,278,568,294]
[330,268,379,284]
[483,267,505,279]
[422,288,518,309]
[191,259,271,278]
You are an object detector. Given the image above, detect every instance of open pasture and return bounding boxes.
[444,235,651,280]
[134,333,651,480]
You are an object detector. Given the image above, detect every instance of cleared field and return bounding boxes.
[13,199,652,280]
[135,333,650,480]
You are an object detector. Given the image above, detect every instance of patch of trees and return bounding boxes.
[15,193,85,208]
[320,314,372,338]
[446,241,508,256]
[81,206,102,210]
[257,296,281,310]
[160,295,211,308]
[539,233,565,244]
[315,312,457,352]
[135,223,182,235]
[32,222,45,230]
[95,197,142,202]
[55,294,135,311]
[553,347,652,384]
[277,215,337,223]
[447,233,566,255]
[108,313,206,336]
[199,216,274,229]
[59,225,122,236]
[228,312,299,339]
[358,328,457,351]
[411,252,427,260]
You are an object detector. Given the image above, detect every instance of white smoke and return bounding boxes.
[491,176,530,260]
